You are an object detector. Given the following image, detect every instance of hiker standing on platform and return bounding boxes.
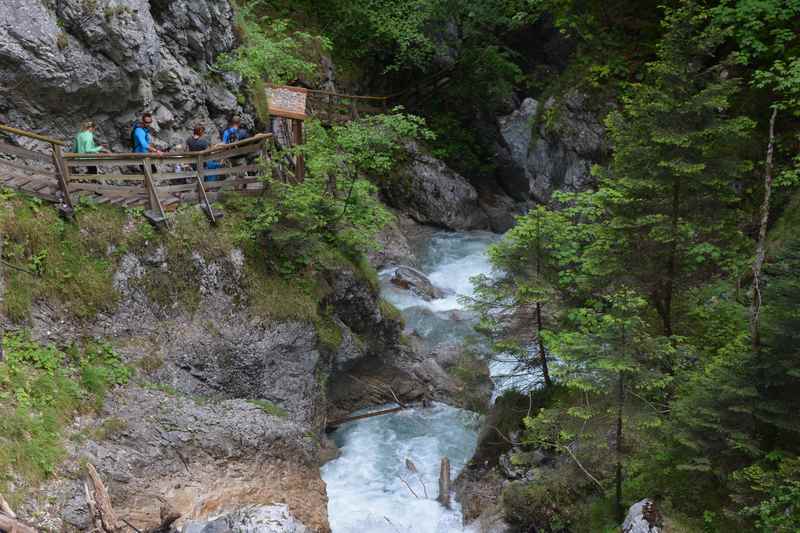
[132,112,162,155]
[222,116,242,144]
[74,120,108,174]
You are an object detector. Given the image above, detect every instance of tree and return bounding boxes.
[470,206,564,388]
[602,2,755,336]
[527,289,673,522]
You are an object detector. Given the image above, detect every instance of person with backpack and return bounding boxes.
[74,120,108,174]
[132,112,162,155]
[222,116,242,144]
[186,125,222,182]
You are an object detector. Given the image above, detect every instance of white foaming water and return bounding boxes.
[323,231,505,533]
[322,404,482,533]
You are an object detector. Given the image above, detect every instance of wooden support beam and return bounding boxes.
[291,118,305,182]
[142,160,167,227]
[51,144,75,212]
[195,174,218,224]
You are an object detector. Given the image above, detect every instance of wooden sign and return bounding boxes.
[267,86,308,120]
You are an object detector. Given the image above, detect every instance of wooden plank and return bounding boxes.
[204,178,262,190]
[69,173,145,182]
[65,158,146,168]
[0,156,55,174]
[0,141,54,163]
[201,144,262,163]
[68,183,144,194]
[153,163,260,182]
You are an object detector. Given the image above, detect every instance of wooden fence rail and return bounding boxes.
[1,126,275,223]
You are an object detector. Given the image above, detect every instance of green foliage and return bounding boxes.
[0,197,122,322]
[242,112,430,274]
[219,1,328,85]
[0,332,130,503]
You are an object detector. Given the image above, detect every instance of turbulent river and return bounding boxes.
[321,231,504,533]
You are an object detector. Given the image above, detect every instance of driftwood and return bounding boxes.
[86,464,121,533]
[437,457,451,509]
[0,493,38,533]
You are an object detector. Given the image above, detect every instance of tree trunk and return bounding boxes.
[437,457,451,508]
[663,177,681,337]
[536,302,552,387]
[750,107,778,350]
[615,371,625,524]
[534,211,552,387]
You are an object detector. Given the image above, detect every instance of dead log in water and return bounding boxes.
[437,457,451,509]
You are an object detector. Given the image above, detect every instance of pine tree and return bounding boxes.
[602,2,755,336]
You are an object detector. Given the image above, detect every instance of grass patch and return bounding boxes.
[315,314,344,352]
[248,398,289,418]
[0,332,130,505]
[379,298,404,325]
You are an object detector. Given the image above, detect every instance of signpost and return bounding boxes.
[266,86,308,181]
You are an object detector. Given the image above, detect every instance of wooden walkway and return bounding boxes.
[0,77,453,221]
[0,123,276,223]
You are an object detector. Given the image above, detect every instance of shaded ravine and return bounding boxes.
[322,231,502,533]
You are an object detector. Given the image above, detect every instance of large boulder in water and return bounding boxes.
[390,266,445,301]
[383,142,490,230]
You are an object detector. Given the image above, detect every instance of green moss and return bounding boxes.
[315,314,344,352]
[246,270,319,321]
[379,298,404,325]
[248,399,289,418]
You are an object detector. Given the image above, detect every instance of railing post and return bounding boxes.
[51,144,74,213]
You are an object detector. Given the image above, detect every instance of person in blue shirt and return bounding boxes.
[222,116,242,144]
[132,112,162,155]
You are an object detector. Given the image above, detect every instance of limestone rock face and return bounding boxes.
[495,91,608,203]
[0,0,244,149]
[383,142,490,231]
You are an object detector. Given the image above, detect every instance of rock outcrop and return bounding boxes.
[390,266,445,301]
[21,388,327,532]
[383,142,490,231]
[0,0,246,149]
[495,91,608,203]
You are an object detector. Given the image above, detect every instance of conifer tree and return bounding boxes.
[602,2,755,336]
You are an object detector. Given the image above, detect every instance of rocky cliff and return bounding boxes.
[0,0,246,149]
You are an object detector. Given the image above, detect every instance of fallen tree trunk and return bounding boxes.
[86,463,121,533]
[0,494,38,533]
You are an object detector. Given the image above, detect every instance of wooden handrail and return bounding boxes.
[0,123,66,146]
[62,133,272,161]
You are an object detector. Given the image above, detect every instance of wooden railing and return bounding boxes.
[0,127,274,224]
[0,123,73,210]
[63,134,272,223]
